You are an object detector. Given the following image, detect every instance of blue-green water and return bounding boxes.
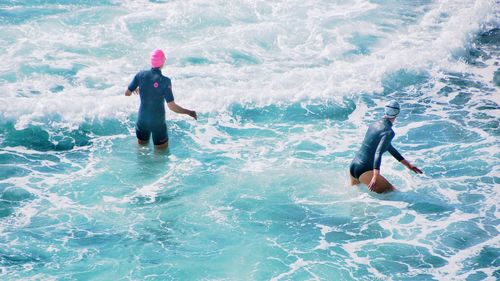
[0,1,499,280]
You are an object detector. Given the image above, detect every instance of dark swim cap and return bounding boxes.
[384,100,400,118]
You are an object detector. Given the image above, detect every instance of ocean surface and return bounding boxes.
[0,0,499,280]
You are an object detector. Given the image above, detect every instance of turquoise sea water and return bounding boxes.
[0,0,499,280]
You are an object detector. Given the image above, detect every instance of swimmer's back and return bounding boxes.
[128,68,174,125]
[353,118,403,170]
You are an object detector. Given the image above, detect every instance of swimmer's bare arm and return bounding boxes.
[387,144,423,174]
[167,101,197,120]
[400,159,423,174]
[124,88,139,96]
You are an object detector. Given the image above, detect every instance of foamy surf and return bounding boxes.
[0,0,498,280]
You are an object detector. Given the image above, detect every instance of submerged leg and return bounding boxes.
[154,141,168,149]
[350,174,360,186]
[359,171,394,193]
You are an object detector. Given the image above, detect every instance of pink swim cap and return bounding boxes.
[150,49,166,68]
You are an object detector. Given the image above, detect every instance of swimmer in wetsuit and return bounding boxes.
[349,100,422,193]
[125,49,197,149]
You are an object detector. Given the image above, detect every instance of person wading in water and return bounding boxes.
[349,100,422,193]
[125,49,197,149]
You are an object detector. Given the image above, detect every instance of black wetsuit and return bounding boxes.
[128,68,174,145]
[350,118,404,179]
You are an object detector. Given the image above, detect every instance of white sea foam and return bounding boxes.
[0,1,498,280]
[0,0,497,127]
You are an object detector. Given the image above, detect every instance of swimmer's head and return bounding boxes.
[384,100,400,118]
[151,49,166,68]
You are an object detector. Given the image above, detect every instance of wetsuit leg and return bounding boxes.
[349,165,360,185]
[152,123,168,147]
[136,123,151,144]
[349,163,358,179]
[349,161,372,180]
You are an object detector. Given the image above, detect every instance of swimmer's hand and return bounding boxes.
[188,110,197,120]
[408,164,423,174]
[133,87,139,95]
[368,170,379,191]
[368,177,377,191]
[401,159,423,174]
[167,101,197,120]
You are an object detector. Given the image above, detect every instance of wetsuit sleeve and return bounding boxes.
[164,79,174,103]
[373,132,392,170]
[388,144,404,162]
[128,73,140,92]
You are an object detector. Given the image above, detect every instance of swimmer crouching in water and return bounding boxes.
[349,100,423,193]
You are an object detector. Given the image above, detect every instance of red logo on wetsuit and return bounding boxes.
[154,82,159,88]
